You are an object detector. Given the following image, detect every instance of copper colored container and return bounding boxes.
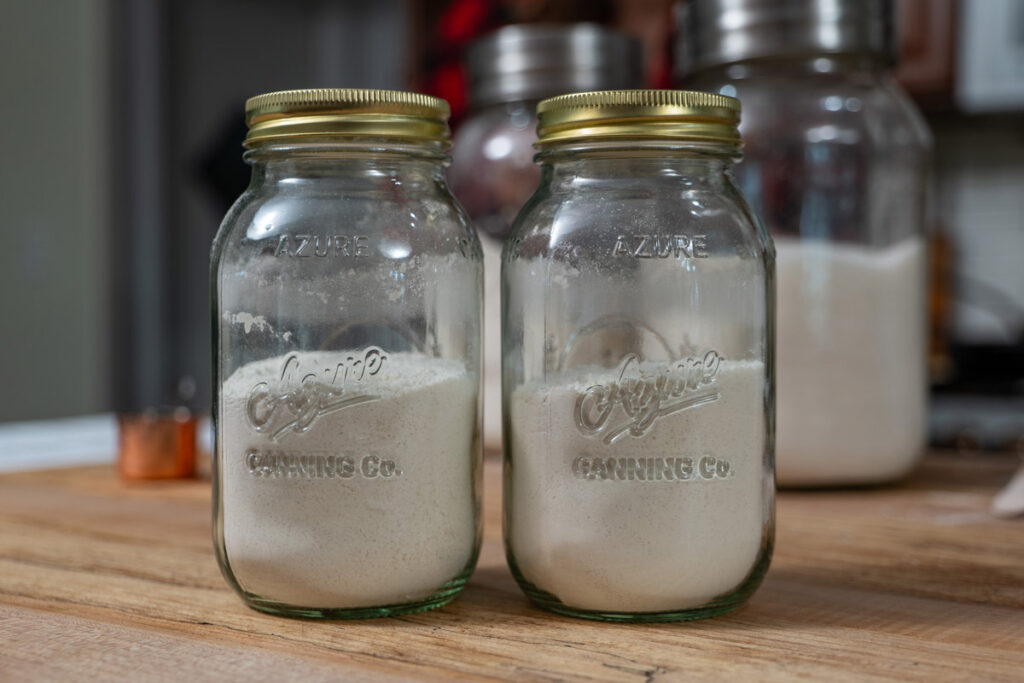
[118,408,196,480]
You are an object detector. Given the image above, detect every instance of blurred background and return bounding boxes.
[1,0,1022,461]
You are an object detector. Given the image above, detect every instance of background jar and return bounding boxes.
[211,89,482,618]
[502,90,775,621]
[678,0,932,486]
[448,24,643,453]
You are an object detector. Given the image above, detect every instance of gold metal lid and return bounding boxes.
[244,88,451,146]
[536,89,741,148]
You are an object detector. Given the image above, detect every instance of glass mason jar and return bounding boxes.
[678,0,932,486]
[451,24,644,240]
[211,89,483,618]
[503,90,775,621]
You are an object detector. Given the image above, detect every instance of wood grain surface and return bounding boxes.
[1,453,1022,682]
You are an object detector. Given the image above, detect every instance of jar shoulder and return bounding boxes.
[704,73,931,154]
[214,182,481,266]
[507,177,768,263]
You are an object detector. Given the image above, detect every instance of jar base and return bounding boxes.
[243,592,459,620]
[525,595,750,623]
[508,544,772,623]
[233,571,473,620]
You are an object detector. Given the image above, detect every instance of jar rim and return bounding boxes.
[242,138,451,163]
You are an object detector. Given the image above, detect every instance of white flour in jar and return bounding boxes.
[507,358,766,613]
[774,237,926,486]
[220,350,478,608]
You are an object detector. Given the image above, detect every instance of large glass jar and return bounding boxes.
[449,25,644,454]
[678,0,932,486]
[503,90,775,621]
[211,89,483,618]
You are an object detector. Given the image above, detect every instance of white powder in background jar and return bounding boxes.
[508,359,766,614]
[775,237,927,486]
[480,236,504,451]
[220,351,478,609]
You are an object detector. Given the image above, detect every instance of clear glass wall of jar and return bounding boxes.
[450,25,644,455]
[502,90,775,621]
[678,0,932,486]
[211,90,483,618]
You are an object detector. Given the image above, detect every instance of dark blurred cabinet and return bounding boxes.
[111,0,410,413]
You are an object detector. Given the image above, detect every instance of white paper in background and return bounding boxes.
[0,414,117,472]
[957,0,1024,112]
[197,414,213,456]
[992,462,1024,519]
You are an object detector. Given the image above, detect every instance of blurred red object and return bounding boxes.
[419,0,622,120]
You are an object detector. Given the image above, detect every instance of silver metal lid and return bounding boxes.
[675,0,893,76]
[466,24,645,108]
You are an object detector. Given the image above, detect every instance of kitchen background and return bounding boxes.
[1,0,1022,457]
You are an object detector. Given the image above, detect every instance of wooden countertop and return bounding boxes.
[1,453,1022,681]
